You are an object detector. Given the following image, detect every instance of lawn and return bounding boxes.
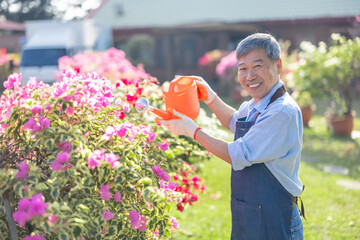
[170,98,360,240]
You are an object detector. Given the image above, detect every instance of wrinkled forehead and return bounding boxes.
[237,48,271,63]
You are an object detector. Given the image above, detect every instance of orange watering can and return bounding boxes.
[135,76,208,121]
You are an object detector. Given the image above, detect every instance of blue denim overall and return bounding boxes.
[231,86,294,240]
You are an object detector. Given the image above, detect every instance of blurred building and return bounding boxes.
[0,16,25,53]
[87,0,360,83]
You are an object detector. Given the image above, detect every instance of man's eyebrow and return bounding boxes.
[238,59,264,66]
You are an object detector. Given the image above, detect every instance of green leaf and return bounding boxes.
[78,204,89,211]
[73,218,86,224]
[108,226,117,236]
[115,175,124,184]
[35,182,48,192]
[51,188,59,200]
[139,177,152,186]
[60,233,69,240]
[73,226,82,237]
[166,204,171,212]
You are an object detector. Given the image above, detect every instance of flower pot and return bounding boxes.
[326,111,356,136]
[300,104,316,127]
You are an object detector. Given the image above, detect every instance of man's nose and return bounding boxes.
[246,69,256,80]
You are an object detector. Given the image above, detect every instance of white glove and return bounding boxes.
[191,76,217,105]
[159,110,199,138]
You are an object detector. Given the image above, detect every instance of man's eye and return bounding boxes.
[255,65,262,68]
[239,67,246,71]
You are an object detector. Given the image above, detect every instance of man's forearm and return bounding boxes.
[208,96,236,130]
[195,129,232,165]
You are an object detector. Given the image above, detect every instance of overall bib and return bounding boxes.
[231,86,294,240]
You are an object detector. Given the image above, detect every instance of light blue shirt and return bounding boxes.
[227,81,303,197]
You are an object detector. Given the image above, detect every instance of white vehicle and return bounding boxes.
[19,19,110,85]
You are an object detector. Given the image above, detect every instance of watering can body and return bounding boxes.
[149,76,208,121]
[163,76,200,120]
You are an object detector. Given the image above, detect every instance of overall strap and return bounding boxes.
[254,85,286,122]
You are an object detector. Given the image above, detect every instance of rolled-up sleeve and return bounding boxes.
[228,110,292,171]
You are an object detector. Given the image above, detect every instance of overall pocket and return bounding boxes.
[231,198,262,240]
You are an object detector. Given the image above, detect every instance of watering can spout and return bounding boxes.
[150,107,172,120]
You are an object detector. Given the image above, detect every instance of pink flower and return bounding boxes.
[56,141,72,153]
[115,124,128,137]
[171,217,179,229]
[13,194,48,227]
[168,181,177,190]
[160,181,178,191]
[102,210,115,221]
[152,165,170,181]
[50,160,65,171]
[57,152,70,163]
[23,118,37,130]
[129,209,140,224]
[114,192,123,202]
[115,98,122,106]
[24,116,50,133]
[3,73,21,89]
[48,214,59,224]
[16,161,29,179]
[122,103,130,113]
[104,153,120,168]
[138,216,147,232]
[129,210,147,232]
[104,126,115,140]
[29,193,48,216]
[159,142,168,151]
[30,105,43,115]
[87,149,105,169]
[65,106,74,115]
[38,115,50,129]
[147,132,156,142]
[87,149,119,169]
[99,184,112,201]
[13,202,31,227]
[22,234,45,240]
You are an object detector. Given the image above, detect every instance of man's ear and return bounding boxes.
[277,58,283,74]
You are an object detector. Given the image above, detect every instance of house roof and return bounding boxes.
[0,18,25,31]
[88,0,360,28]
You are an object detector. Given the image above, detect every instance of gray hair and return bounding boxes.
[235,33,281,61]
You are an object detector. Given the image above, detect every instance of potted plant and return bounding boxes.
[291,90,316,127]
[279,40,316,127]
[292,34,360,136]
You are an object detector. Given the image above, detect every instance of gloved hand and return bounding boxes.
[159,110,200,138]
[191,76,217,105]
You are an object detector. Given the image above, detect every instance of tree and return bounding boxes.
[0,0,101,23]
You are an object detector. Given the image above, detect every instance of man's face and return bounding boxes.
[237,48,282,103]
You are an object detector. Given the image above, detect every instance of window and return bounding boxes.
[21,48,67,67]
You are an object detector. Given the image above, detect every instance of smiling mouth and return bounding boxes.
[248,83,261,88]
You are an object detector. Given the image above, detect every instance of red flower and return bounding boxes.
[176,203,184,212]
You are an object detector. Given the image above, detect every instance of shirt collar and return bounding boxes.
[248,80,284,113]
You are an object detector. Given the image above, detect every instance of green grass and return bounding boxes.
[170,98,360,240]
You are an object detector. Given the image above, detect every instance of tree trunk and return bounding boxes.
[3,191,19,240]
[342,84,352,115]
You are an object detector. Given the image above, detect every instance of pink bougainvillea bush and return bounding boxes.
[58,47,151,86]
[0,67,211,239]
[215,50,237,82]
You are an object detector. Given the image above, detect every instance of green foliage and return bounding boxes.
[0,72,214,239]
[291,34,360,115]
